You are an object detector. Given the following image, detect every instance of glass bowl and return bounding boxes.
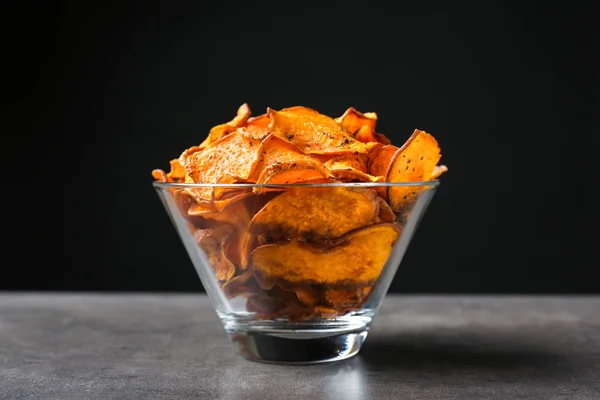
[153,181,439,364]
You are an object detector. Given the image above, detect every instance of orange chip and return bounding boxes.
[246,295,283,319]
[187,199,218,216]
[431,164,449,179]
[249,186,379,239]
[250,222,401,287]
[321,153,383,182]
[152,169,168,182]
[181,128,262,183]
[310,306,339,319]
[152,159,189,183]
[179,128,262,201]
[222,270,257,299]
[166,159,188,182]
[376,196,396,222]
[194,226,236,282]
[324,286,373,312]
[277,281,320,306]
[374,132,392,145]
[224,229,253,270]
[366,144,399,198]
[199,103,251,148]
[335,107,378,143]
[251,134,331,188]
[387,129,441,211]
[245,114,271,140]
[367,144,399,179]
[267,106,379,155]
[197,192,253,228]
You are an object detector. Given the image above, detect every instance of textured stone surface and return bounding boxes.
[1,293,599,399]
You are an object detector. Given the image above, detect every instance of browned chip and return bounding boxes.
[277,281,320,307]
[197,193,253,228]
[250,222,401,287]
[224,229,253,270]
[367,144,399,178]
[194,226,236,281]
[387,129,441,211]
[365,144,399,199]
[246,295,283,319]
[335,107,378,143]
[376,196,396,222]
[251,134,331,187]
[249,186,379,239]
[324,286,373,312]
[321,154,383,182]
[199,103,251,148]
[222,270,257,299]
[267,106,379,155]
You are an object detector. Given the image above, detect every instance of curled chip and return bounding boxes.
[200,103,251,148]
[245,114,271,140]
[222,271,257,299]
[194,226,236,282]
[335,107,378,143]
[152,103,447,322]
[321,154,382,183]
[267,106,379,155]
[249,186,379,239]
[325,286,373,312]
[376,197,396,222]
[431,164,449,179]
[252,134,331,187]
[250,223,401,287]
[386,129,441,212]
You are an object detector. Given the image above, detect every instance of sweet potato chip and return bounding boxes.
[365,144,399,198]
[152,169,168,182]
[246,295,283,319]
[321,153,382,182]
[277,281,320,306]
[222,270,257,299]
[267,106,379,155]
[387,129,441,212]
[225,229,253,270]
[251,134,331,188]
[200,103,251,148]
[367,144,398,178]
[310,306,339,319]
[194,226,236,281]
[181,128,261,183]
[325,286,372,311]
[250,222,401,287]
[376,197,396,222]
[249,186,379,239]
[335,107,378,143]
[198,193,253,229]
[245,114,271,140]
[431,164,449,179]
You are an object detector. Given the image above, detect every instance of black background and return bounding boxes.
[7,0,599,293]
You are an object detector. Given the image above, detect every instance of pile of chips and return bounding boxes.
[153,104,447,320]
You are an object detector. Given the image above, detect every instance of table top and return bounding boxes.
[1,293,599,399]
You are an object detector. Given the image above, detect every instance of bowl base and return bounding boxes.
[222,314,371,364]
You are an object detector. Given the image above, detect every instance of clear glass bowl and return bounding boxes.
[153,181,439,364]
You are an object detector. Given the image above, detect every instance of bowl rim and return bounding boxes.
[152,180,441,189]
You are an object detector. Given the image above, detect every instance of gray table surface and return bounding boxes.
[0,293,599,400]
